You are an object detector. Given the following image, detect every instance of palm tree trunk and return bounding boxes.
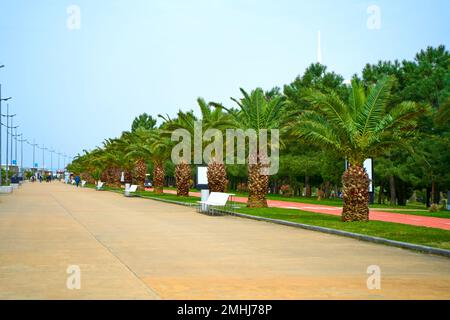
[342,164,369,222]
[207,161,228,192]
[153,160,164,194]
[247,160,268,208]
[81,172,95,184]
[134,159,147,188]
[124,170,133,184]
[175,161,191,196]
[102,167,121,187]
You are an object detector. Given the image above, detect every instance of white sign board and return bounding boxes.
[364,158,373,193]
[197,166,208,185]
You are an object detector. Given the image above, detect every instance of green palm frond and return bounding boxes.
[348,79,366,116]
[306,89,355,138]
[294,76,422,165]
[357,76,393,137]
[295,110,343,152]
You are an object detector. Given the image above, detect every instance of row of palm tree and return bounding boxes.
[68,76,422,222]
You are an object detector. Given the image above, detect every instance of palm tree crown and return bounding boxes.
[294,76,424,165]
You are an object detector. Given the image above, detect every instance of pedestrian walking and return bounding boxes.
[75,175,81,187]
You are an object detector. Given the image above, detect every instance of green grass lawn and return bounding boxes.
[138,190,450,250]
[217,190,434,211]
[235,207,450,250]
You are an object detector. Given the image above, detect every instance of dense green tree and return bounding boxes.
[362,45,450,205]
[293,77,423,221]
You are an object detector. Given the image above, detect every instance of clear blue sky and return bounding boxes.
[0,0,448,169]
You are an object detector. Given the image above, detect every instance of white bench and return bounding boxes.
[96,181,104,191]
[81,180,87,187]
[124,184,138,197]
[198,192,234,214]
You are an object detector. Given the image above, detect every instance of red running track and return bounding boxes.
[148,189,450,230]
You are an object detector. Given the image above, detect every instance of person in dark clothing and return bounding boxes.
[75,175,81,187]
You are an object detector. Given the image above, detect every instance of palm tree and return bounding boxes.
[293,76,424,221]
[149,128,173,194]
[100,137,133,187]
[124,126,172,194]
[159,110,195,195]
[69,149,102,185]
[124,128,151,187]
[84,148,106,184]
[197,97,232,192]
[222,88,287,208]
[160,98,233,194]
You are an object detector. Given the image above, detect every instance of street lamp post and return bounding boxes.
[26,139,38,173]
[18,135,25,178]
[49,149,54,175]
[3,104,17,184]
[14,128,18,168]
[41,145,47,171]
[32,139,37,171]
[11,129,20,175]
[10,121,19,181]
[0,83,12,186]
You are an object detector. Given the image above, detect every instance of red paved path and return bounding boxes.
[148,189,450,230]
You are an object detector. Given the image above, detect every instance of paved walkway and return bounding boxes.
[156,189,450,230]
[1,182,449,299]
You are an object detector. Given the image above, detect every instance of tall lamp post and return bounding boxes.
[31,139,38,171]
[40,145,47,171]
[2,104,17,184]
[14,129,19,167]
[18,135,25,178]
[49,149,55,176]
[9,122,19,181]
[12,128,20,169]
[0,84,12,186]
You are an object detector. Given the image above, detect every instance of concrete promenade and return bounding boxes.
[1,182,449,299]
